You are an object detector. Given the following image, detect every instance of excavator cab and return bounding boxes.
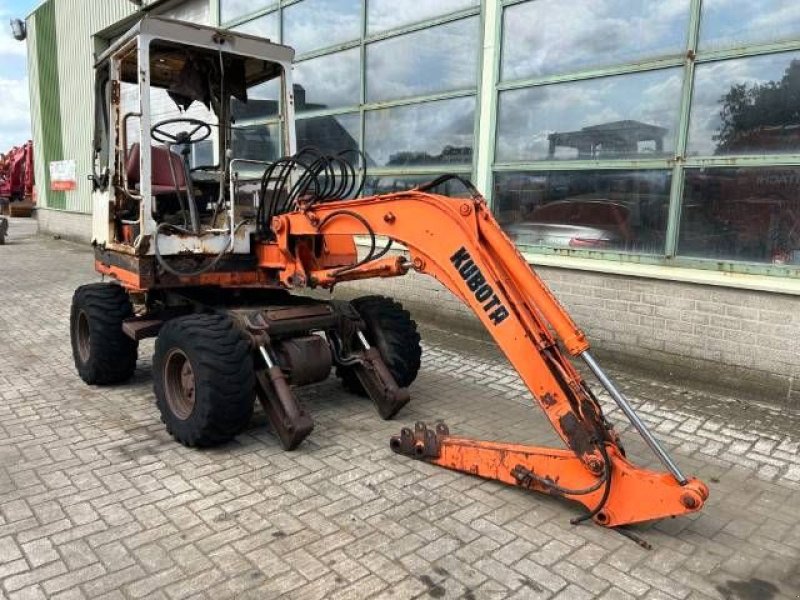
[91,17,296,256]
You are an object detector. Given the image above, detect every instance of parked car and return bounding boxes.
[504,199,632,249]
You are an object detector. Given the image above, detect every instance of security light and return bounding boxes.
[10,19,26,41]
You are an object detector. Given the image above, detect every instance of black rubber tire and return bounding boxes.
[337,295,422,395]
[153,313,254,447]
[70,283,138,385]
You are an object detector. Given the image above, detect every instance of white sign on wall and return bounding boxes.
[49,160,76,191]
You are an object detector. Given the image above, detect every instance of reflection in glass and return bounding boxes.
[283,0,360,56]
[363,174,474,197]
[365,97,475,167]
[501,0,689,81]
[159,1,210,24]
[699,0,800,51]
[232,11,279,40]
[296,113,360,156]
[688,52,800,157]
[494,170,671,254]
[192,141,215,169]
[232,78,281,122]
[295,49,360,112]
[231,123,281,163]
[367,0,478,35]
[680,168,800,264]
[221,0,274,24]
[367,18,479,103]
[496,69,683,162]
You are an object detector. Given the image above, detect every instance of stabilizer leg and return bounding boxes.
[391,422,708,528]
[352,332,410,420]
[255,345,314,450]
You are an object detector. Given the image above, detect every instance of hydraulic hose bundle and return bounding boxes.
[257,147,367,238]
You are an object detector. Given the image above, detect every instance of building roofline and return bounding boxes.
[26,0,174,22]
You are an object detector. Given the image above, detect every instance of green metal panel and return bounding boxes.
[25,14,47,210]
[33,1,65,210]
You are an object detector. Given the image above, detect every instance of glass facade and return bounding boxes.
[221,0,800,277]
[221,0,481,202]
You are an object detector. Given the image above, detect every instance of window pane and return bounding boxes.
[231,12,279,41]
[231,123,281,163]
[296,113,360,155]
[365,97,475,167]
[496,69,683,162]
[687,52,800,157]
[367,18,479,103]
[367,0,478,35]
[221,0,274,24]
[192,140,215,169]
[680,167,800,265]
[232,78,280,123]
[295,49,360,112]
[363,174,473,196]
[494,170,671,254]
[699,0,800,51]
[501,0,690,81]
[283,0,360,56]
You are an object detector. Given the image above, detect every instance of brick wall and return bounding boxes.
[331,252,800,408]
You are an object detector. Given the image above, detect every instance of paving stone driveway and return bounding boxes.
[0,218,799,600]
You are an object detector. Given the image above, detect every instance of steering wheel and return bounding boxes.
[151,118,212,145]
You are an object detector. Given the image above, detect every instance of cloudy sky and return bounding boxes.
[0,0,35,151]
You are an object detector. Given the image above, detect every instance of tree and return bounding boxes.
[714,59,800,153]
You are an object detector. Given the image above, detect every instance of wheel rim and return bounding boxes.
[164,349,196,420]
[76,310,91,364]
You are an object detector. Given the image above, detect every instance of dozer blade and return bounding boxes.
[391,422,708,528]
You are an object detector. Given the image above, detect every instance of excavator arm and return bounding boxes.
[270,189,708,528]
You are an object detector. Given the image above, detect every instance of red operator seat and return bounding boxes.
[126,143,190,195]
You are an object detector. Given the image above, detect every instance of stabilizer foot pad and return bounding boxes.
[390,421,449,459]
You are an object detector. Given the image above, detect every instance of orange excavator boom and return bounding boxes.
[268,185,708,528]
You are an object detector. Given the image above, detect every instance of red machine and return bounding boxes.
[0,141,35,202]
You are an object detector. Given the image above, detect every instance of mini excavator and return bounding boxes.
[71,17,707,529]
